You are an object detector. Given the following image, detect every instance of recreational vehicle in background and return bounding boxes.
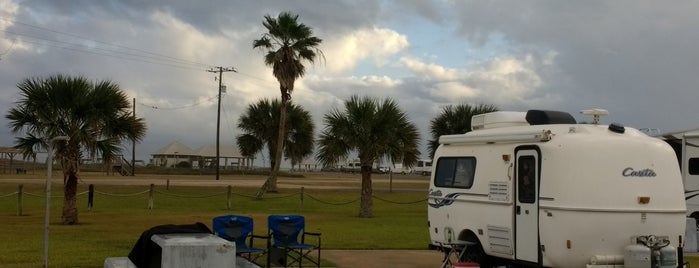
[428,110,686,267]
[658,128,699,252]
[658,129,699,219]
[391,163,412,174]
[413,159,432,175]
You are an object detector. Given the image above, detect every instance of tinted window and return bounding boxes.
[518,155,536,203]
[434,157,476,188]
[690,158,699,175]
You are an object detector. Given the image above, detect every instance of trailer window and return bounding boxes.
[518,156,536,204]
[434,157,476,188]
[690,158,699,175]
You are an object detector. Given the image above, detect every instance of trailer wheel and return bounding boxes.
[461,240,493,268]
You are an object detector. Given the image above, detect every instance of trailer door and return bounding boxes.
[515,149,539,263]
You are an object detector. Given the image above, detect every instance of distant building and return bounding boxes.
[150,141,253,169]
[0,147,24,174]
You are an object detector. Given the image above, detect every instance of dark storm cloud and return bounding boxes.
[448,0,699,130]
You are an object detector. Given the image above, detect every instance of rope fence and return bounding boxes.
[1,184,428,216]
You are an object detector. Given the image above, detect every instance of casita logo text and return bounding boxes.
[622,168,657,177]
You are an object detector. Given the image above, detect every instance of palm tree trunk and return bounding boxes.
[257,95,288,197]
[359,165,373,218]
[62,164,79,225]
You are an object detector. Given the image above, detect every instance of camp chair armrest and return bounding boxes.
[251,234,269,239]
[304,232,321,237]
[302,232,322,246]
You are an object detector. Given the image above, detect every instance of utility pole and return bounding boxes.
[132,98,136,176]
[207,66,237,180]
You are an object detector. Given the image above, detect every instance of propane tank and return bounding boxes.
[624,243,651,268]
[658,244,677,268]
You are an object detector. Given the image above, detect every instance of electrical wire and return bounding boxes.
[1,16,280,89]
[137,94,219,110]
[0,38,16,59]
[0,16,211,70]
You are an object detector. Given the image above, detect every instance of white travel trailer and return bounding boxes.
[428,110,686,267]
[658,129,699,220]
[413,159,433,175]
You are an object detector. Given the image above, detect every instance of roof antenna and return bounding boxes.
[580,109,609,124]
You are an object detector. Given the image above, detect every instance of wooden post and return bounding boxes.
[300,187,305,212]
[148,184,154,210]
[226,185,232,210]
[17,184,23,216]
[88,184,94,212]
[389,171,393,193]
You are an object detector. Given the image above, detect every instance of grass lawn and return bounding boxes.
[1,171,698,267]
[0,173,430,267]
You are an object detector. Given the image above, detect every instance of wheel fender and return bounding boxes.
[457,229,480,244]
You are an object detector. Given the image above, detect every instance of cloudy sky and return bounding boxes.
[1,0,698,165]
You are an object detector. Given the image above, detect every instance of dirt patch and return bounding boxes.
[322,250,444,268]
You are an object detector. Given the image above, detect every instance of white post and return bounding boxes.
[44,136,69,268]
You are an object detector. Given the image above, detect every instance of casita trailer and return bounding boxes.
[428,110,686,267]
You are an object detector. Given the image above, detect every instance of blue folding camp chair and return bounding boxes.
[267,215,321,268]
[213,215,268,265]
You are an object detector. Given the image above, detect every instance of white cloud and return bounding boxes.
[321,27,409,74]
[400,57,461,80]
[400,54,551,106]
[0,0,18,30]
[0,0,21,52]
[429,81,478,99]
[469,55,542,97]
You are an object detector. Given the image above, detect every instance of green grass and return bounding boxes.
[3,178,699,267]
[0,182,429,267]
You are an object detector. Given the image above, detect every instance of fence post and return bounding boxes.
[17,184,23,216]
[227,185,232,210]
[148,184,154,210]
[166,179,170,190]
[88,184,94,212]
[389,172,393,193]
[300,187,305,212]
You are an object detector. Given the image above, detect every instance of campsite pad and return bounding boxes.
[322,250,443,268]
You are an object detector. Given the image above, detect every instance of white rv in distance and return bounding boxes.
[428,110,686,267]
[658,129,699,219]
[413,159,432,175]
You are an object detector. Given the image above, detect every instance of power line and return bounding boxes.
[0,16,210,67]
[0,16,282,86]
[0,16,211,70]
[3,30,208,71]
[138,95,219,110]
[0,38,16,60]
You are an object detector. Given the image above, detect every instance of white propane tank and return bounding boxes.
[659,244,677,268]
[624,243,651,268]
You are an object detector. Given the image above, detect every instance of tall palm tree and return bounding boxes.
[316,95,420,218]
[253,12,323,196]
[428,103,498,159]
[6,74,146,225]
[236,99,315,169]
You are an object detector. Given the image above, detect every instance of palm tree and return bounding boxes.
[5,74,146,225]
[236,99,315,170]
[428,104,498,159]
[253,12,323,196]
[316,95,420,218]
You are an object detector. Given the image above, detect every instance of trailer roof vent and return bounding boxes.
[525,110,577,125]
[471,111,528,130]
[608,123,625,134]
